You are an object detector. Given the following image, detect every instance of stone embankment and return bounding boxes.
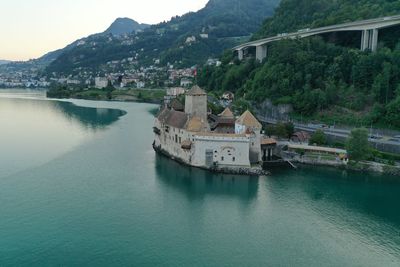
[289,155,400,176]
[290,156,346,168]
[210,166,269,176]
[154,144,269,176]
[346,161,400,176]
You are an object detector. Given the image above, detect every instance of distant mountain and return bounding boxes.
[34,18,149,66]
[0,18,150,75]
[103,18,149,36]
[45,0,280,75]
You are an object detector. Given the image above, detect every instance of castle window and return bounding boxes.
[221,157,224,161]
[233,157,236,162]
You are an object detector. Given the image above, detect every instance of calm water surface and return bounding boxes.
[0,90,399,266]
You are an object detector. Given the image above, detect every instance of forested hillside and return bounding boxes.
[45,0,279,75]
[254,0,400,39]
[198,0,400,129]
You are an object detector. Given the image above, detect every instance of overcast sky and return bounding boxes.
[0,0,209,61]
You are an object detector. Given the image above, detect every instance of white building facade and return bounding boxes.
[95,77,108,89]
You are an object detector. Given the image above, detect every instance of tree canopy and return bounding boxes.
[346,128,371,161]
[197,0,400,129]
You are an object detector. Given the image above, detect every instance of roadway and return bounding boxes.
[257,115,400,148]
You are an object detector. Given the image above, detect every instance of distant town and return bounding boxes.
[0,56,221,89]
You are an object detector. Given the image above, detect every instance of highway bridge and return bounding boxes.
[234,15,400,61]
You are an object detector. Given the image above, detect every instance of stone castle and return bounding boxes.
[153,86,275,174]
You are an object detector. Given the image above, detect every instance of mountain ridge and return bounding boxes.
[103,17,149,36]
[35,17,150,65]
[45,0,280,75]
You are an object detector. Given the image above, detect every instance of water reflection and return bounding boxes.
[0,98,126,130]
[278,167,400,225]
[0,97,126,178]
[53,101,126,130]
[266,167,400,257]
[155,154,259,202]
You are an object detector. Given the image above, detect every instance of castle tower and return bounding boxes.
[235,110,263,164]
[185,85,208,122]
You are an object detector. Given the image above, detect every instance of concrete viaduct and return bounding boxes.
[233,15,400,62]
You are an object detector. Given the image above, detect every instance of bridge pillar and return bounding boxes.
[361,30,369,51]
[371,29,379,52]
[361,29,379,52]
[238,49,244,61]
[256,45,268,62]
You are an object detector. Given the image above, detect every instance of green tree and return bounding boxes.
[275,123,288,139]
[385,96,400,128]
[309,129,327,145]
[284,122,295,139]
[265,124,276,137]
[346,128,371,161]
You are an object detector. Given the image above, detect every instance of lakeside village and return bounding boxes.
[0,56,220,89]
[153,85,353,176]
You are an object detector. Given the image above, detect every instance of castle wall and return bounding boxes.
[235,123,262,164]
[191,135,251,168]
[249,132,262,163]
[154,120,193,164]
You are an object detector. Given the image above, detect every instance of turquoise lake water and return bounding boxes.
[0,90,399,266]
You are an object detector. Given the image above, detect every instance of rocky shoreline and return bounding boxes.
[292,159,400,177]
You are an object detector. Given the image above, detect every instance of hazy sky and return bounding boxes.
[0,0,209,61]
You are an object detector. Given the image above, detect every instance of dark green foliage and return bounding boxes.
[46,86,71,99]
[372,149,400,161]
[385,96,400,128]
[46,0,279,75]
[265,122,294,139]
[198,57,260,93]
[346,128,371,161]
[309,130,327,145]
[200,35,400,128]
[231,98,253,115]
[254,0,400,39]
[284,122,295,139]
[208,102,224,115]
[197,0,400,129]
